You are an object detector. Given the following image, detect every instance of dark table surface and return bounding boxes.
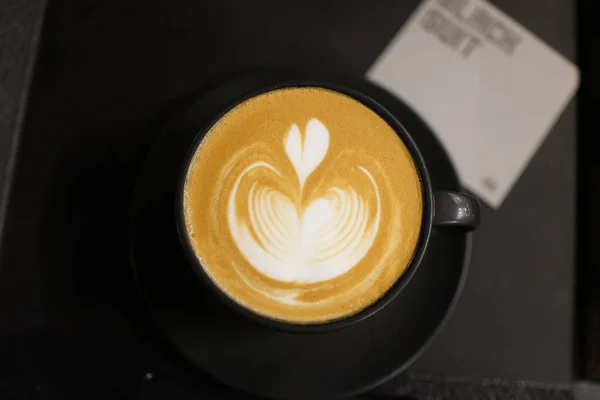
[0,0,577,398]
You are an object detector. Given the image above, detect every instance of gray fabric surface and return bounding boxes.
[375,374,574,400]
[0,0,46,250]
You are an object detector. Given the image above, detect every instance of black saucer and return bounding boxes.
[129,75,471,400]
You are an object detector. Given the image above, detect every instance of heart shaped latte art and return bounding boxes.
[227,118,381,283]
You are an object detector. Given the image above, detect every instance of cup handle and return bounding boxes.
[433,190,481,231]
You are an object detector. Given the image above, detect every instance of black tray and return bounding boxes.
[0,0,580,398]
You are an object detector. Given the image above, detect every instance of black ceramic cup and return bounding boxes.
[171,79,480,333]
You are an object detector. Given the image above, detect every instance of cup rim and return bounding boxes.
[174,80,435,333]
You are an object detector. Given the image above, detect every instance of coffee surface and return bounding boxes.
[183,87,423,324]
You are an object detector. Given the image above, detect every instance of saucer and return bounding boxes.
[129,74,471,400]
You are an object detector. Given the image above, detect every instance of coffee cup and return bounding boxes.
[173,81,480,332]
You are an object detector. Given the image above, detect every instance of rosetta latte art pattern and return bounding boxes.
[227,118,381,284]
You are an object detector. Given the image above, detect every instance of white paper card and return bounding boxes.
[367,0,579,208]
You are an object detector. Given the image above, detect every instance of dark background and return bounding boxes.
[0,0,587,398]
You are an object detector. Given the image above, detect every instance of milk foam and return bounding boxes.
[227,118,381,284]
